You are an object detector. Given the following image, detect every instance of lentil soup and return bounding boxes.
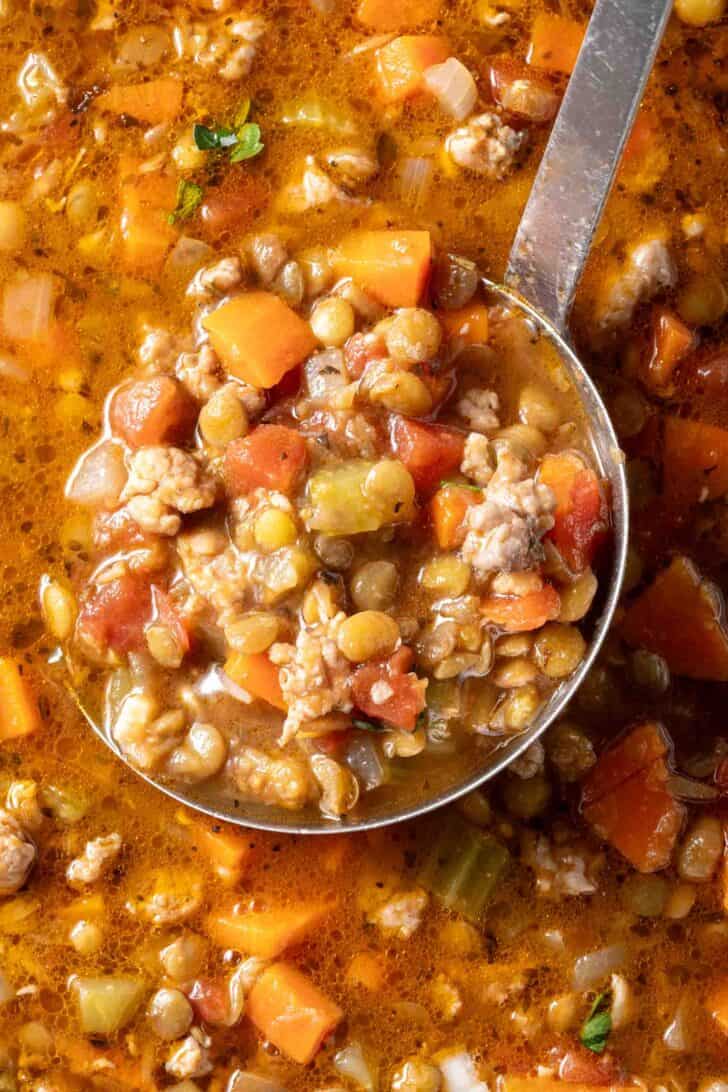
[1,0,728,1088]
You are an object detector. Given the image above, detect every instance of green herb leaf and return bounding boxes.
[580,992,612,1055]
[439,479,483,493]
[193,123,238,151]
[353,718,386,733]
[168,179,203,225]
[229,122,264,163]
[233,97,252,129]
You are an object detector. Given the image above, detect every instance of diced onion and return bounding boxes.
[424,57,478,120]
[346,737,387,790]
[65,441,128,510]
[398,157,434,211]
[334,1042,376,1092]
[2,273,58,343]
[663,998,690,1052]
[572,943,626,991]
[227,1072,289,1092]
[439,1050,489,1092]
[280,92,357,135]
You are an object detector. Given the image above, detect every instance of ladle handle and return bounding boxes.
[505,0,673,335]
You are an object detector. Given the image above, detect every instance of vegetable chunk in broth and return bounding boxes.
[0,0,727,1088]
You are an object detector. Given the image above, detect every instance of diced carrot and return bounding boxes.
[390,416,465,494]
[352,647,426,731]
[224,652,287,711]
[438,304,490,347]
[582,722,685,873]
[539,452,609,573]
[110,377,198,449]
[202,293,316,389]
[376,35,450,103]
[223,425,309,496]
[662,415,728,508]
[183,814,254,885]
[430,484,482,549]
[707,979,728,1035]
[527,13,585,75]
[120,172,178,275]
[643,308,695,392]
[98,78,184,124]
[346,951,385,991]
[198,172,270,242]
[246,962,343,1065]
[620,555,728,681]
[0,658,41,742]
[332,230,433,309]
[208,903,333,959]
[356,0,440,31]
[480,582,561,633]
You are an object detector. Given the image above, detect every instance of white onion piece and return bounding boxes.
[398,157,434,211]
[164,235,214,278]
[0,352,29,382]
[663,998,690,1052]
[334,1042,376,1091]
[2,272,58,342]
[572,943,626,991]
[205,664,254,705]
[346,737,386,790]
[66,441,128,510]
[424,58,478,120]
[227,1071,289,1092]
[439,1050,489,1092]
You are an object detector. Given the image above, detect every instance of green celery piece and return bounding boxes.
[418,813,509,921]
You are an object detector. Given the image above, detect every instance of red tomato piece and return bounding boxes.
[150,586,191,656]
[198,172,270,241]
[76,573,153,656]
[344,332,386,380]
[352,647,426,731]
[555,1046,626,1086]
[224,425,308,497]
[109,377,198,449]
[390,416,465,495]
[480,582,561,633]
[187,978,230,1026]
[539,452,609,572]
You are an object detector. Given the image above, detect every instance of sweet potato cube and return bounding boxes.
[202,293,316,389]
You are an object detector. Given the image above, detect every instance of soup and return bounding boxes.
[0,0,727,1088]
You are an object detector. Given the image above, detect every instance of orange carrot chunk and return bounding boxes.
[0,658,41,742]
[582,722,684,873]
[208,903,334,959]
[202,292,316,389]
[644,308,695,391]
[620,555,728,681]
[376,35,450,102]
[120,172,178,274]
[438,304,490,347]
[430,484,482,549]
[527,13,585,75]
[224,652,287,711]
[224,425,309,496]
[110,377,197,449]
[332,230,433,310]
[188,819,254,885]
[98,78,184,124]
[539,452,609,573]
[480,582,561,633]
[246,962,343,1064]
[357,0,441,30]
[662,415,728,508]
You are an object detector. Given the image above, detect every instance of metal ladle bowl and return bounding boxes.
[74,0,672,832]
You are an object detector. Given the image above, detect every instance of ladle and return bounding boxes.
[72,0,672,832]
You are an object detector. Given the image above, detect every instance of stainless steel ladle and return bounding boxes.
[74,0,672,832]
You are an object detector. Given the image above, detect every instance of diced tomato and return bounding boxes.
[430,483,482,549]
[390,416,465,495]
[150,586,191,657]
[76,573,153,656]
[643,308,695,392]
[480,582,561,633]
[555,1046,626,1086]
[109,377,198,449]
[352,647,426,731]
[488,55,560,123]
[223,424,309,496]
[539,452,609,572]
[375,35,449,103]
[344,332,387,380]
[620,555,728,682]
[187,978,230,1026]
[197,171,270,241]
[582,722,685,873]
[662,415,728,509]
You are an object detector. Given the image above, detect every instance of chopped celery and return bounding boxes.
[305,460,415,535]
[74,976,145,1035]
[280,92,358,136]
[418,813,509,921]
[39,783,90,824]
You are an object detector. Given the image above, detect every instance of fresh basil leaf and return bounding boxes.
[439,479,483,492]
[353,718,386,733]
[168,179,203,225]
[233,97,252,129]
[193,123,237,150]
[230,122,264,163]
[580,992,612,1054]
